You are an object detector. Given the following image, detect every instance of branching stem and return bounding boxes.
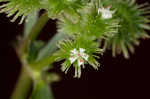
[11,12,50,99]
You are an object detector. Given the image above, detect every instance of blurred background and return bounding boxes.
[0,0,150,99]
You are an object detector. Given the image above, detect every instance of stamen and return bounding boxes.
[78,53,81,56]
[80,59,84,62]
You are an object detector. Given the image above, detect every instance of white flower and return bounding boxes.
[69,48,89,67]
[98,7,115,19]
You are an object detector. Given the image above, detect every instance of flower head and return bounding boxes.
[55,38,103,78]
[98,6,115,19]
[68,48,89,78]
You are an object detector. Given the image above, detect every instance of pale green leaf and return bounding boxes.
[24,11,39,37]
[37,32,67,61]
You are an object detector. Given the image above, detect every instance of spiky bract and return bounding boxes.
[101,0,150,58]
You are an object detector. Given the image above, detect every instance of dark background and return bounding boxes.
[0,0,150,99]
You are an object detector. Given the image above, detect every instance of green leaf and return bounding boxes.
[24,11,39,37]
[19,13,49,57]
[37,32,67,61]
[29,55,56,71]
[27,41,45,64]
[30,80,54,99]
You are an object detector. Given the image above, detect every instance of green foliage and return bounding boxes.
[37,32,67,61]
[0,0,150,78]
[0,0,88,23]
[41,0,87,19]
[0,0,150,99]
[57,1,120,39]
[55,0,119,77]
[0,0,41,24]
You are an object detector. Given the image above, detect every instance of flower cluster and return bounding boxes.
[0,0,149,78]
[55,37,103,78]
[57,4,119,39]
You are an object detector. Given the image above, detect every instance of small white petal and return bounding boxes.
[69,48,89,68]
[71,48,78,55]
[69,56,78,64]
[79,48,85,53]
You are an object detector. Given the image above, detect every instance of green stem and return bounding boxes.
[30,80,54,99]
[10,65,33,99]
[19,13,49,57]
[12,12,50,99]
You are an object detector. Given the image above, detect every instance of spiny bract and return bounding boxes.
[0,0,41,24]
[57,1,120,39]
[101,0,150,58]
[40,0,87,19]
